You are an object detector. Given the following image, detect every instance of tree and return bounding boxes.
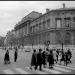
[0,37,5,47]
[5,31,18,48]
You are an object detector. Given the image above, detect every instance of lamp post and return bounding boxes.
[61,31,64,53]
[44,40,50,50]
[62,40,63,53]
[39,23,40,49]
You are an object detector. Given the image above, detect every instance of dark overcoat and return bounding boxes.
[67,51,72,59]
[48,53,54,64]
[4,52,10,61]
[37,52,43,65]
[42,51,47,65]
[14,51,18,60]
[31,53,37,66]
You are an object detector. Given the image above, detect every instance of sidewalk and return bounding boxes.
[68,61,75,68]
[68,50,75,67]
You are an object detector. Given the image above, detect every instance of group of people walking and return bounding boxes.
[3,46,72,70]
[54,49,72,66]
[30,48,72,71]
[4,47,18,64]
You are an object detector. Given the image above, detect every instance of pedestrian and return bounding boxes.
[14,47,18,62]
[56,50,59,62]
[46,48,50,63]
[61,52,65,64]
[30,49,37,70]
[42,51,47,68]
[4,50,10,64]
[48,50,54,69]
[64,52,68,66]
[36,48,43,71]
[56,49,59,55]
[53,50,57,64]
[67,49,72,64]
[58,52,62,65]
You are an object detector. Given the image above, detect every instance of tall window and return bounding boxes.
[65,32,71,45]
[23,27,25,36]
[64,17,71,28]
[43,21,46,30]
[25,25,27,34]
[34,25,36,32]
[39,23,41,31]
[56,18,61,28]
[56,32,61,44]
[30,27,32,33]
[33,26,35,33]
[36,24,39,32]
[47,19,50,29]
[41,23,43,30]
[73,17,75,22]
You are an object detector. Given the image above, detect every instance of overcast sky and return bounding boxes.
[0,1,75,36]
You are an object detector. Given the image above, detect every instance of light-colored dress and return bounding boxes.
[58,53,62,60]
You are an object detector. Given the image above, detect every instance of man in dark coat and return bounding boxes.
[4,50,10,64]
[30,49,37,70]
[56,50,59,62]
[37,49,43,71]
[48,50,54,69]
[67,49,72,64]
[42,51,47,68]
[46,48,50,62]
[61,52,65,63]
[64,52,68,66]
[14,47,18,62]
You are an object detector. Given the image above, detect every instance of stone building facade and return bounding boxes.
[14,11,41,46]
[14,6,75,47]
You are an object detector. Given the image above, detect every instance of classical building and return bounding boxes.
[14,4,75,48]
[14,11,42,46]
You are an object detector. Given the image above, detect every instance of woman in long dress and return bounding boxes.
[58,52,62,65]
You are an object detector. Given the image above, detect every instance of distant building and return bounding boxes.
[14,4,75,47]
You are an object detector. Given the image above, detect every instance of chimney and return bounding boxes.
[46,8,50,13]
[63,3,65,8]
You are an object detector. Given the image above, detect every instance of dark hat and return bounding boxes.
[33,49,36,52]
[39,49,42,52]
[50,50,52,53]
[46,48,49,51]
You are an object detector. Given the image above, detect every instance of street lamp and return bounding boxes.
[62,40,63,53]
[61,31,64,53]
[44,40,50,50]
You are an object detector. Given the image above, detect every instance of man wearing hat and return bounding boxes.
[37,48,43,71]
[30,49,37,70]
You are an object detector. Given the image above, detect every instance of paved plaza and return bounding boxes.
[0,1,75,74]
[0,48,74,74]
